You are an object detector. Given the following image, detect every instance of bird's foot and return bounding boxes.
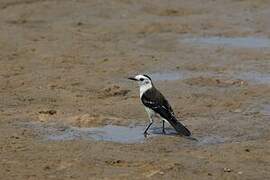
[144,132,149,138]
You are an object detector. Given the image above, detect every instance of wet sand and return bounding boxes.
[0,0,270,179]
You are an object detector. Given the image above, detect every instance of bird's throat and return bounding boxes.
[139,83,152,98]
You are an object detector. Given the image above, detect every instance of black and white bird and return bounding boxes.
[128,74,191,137]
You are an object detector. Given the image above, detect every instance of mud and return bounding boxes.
[0,0,270,179]
[183,36,270,48]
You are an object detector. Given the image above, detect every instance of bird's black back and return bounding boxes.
[141,86,174,117]
[141,87,191,136]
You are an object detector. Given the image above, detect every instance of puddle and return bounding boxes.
[22,122,180,144]
[149,71,187,81]
[20,122,230,145]
[183,36,270,48]
[148,71,217,81]
[197,135,227,145]
[148,70,269,85]
[236,71,270,84]
[70,125,151,143]
[46,125,148,143]
[261,104,270,116]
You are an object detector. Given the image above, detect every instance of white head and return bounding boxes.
[128,74,153,97]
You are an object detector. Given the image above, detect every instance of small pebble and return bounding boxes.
[234,109,242,113]
[39,110,57,115]
[43,165,51,170]
[223,168,232,172]
[77,22,83,26]
[245,148,250,152]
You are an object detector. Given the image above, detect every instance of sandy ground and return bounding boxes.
[1,0,270,179]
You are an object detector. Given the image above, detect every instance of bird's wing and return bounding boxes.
[141,87,191,136]
[141,87,175,120]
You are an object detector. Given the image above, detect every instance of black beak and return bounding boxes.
[128,77,138,81]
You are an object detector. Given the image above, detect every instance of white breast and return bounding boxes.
[139,83,152,98]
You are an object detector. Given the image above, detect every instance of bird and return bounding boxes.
[128,74,191,137]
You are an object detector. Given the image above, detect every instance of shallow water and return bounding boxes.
[183,36,270,48]
[69,125,151,143]
[21,122,227,145]
[149,72,187,81]
[236,71,270,84]
[48,125,181,143]
[148,71,217,81]
[197,135,227,145]
[24,123,179,143]
[261,104,270,116]
[148,70,269,85]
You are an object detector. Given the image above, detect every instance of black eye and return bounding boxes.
[139,78,144,81]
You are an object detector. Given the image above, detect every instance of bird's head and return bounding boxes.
[128,74,153,87]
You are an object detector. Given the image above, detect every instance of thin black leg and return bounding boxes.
[162,120,166,134]
[144,122,153,137]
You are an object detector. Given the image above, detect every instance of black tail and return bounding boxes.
[169,117,191,136]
